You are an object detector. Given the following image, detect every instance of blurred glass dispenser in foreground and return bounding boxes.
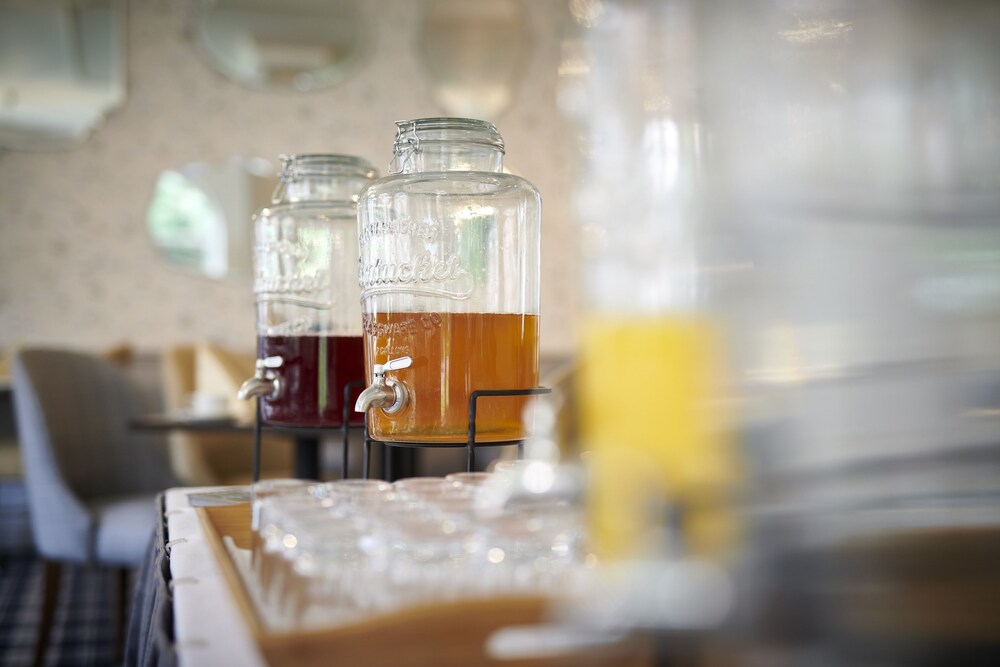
[240,154,377,426]
[704,1,1000,661]
[564,0,742,563]
[563,0,1000,662]
[355,118,541,444]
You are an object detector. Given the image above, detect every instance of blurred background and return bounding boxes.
[0,0,577,357]
[2,0,1000,664]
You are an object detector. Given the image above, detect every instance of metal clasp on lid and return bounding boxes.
[278,154,296,183]
[389,122,421,175]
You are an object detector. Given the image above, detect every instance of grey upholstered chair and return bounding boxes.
[11,347,180,667]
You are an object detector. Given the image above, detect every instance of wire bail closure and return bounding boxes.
[389,123,421,175]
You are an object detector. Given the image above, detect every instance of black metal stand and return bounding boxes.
[252,384,552,483]
[361,386,552,481]
[293,437,321,479]
[340,380,366,477]
[252,399,263,483]
[251,380,367,484]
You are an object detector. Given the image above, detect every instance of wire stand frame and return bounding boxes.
[361,386,552,480]
[251,384,552,483]
[340,380,367,476]
[251,380,367,484]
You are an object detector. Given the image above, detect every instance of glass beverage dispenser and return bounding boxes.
[240,154,377,426]
[355,118,541,443]
[564,2,741,561]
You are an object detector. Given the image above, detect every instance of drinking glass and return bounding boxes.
[250,479,314,573]
[254,494,328,624]
[480,503,585,596]
[285,515,372,627]
[320,478,394,510]
[445,471,494,488]
[391,477,453,502]
[367,501,480,607]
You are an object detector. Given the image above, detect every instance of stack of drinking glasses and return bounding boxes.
[245,468,588,631]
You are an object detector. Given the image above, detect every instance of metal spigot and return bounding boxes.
[238,356,283,401]
[355,356,412,414]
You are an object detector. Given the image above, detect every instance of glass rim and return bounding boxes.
[392,117,505,152]
[279,153,378,180]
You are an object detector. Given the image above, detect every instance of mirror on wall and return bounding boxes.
[418,0,531,119]
[190,0,369,92]
[146,157,276,283]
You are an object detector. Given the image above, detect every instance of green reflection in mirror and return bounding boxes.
[148,170,223,275]
[146,157,276,283]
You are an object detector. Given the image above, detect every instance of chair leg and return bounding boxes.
[33,560,61,667]
[116,567,128,662]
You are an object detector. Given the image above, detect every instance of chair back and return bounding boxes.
[12,348,177,559]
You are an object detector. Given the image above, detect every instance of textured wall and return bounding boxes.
[0,0,578,357]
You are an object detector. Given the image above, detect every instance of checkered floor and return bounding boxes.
[0,557,132,667]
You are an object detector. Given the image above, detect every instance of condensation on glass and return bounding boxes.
[355,118,542,443]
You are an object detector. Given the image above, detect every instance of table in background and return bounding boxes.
[129,415,325,480]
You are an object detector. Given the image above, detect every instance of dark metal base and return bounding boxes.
[362,387,551,481]
[252,384,551,483]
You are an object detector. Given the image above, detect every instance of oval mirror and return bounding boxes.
[190,0,369,92]
[146,156,276,283]
[418,0,532,118]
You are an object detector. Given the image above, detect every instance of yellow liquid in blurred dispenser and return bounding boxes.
[578,315,740,561]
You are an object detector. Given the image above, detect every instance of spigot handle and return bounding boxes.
[239,356,284,401]
[374,356,412,375]
[384,356,412,371]
[257,356,283,372]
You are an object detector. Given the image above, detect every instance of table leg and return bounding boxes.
[383,447,416,482]
[294,436,321,480]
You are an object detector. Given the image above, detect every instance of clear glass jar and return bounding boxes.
[355,118,541,443]
[247,154,377,426]
[563,1,741,562]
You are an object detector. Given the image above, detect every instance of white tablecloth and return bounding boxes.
[164,487,267,667]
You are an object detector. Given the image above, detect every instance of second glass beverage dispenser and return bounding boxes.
[355,118,541,443]
[241,154,377,426]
